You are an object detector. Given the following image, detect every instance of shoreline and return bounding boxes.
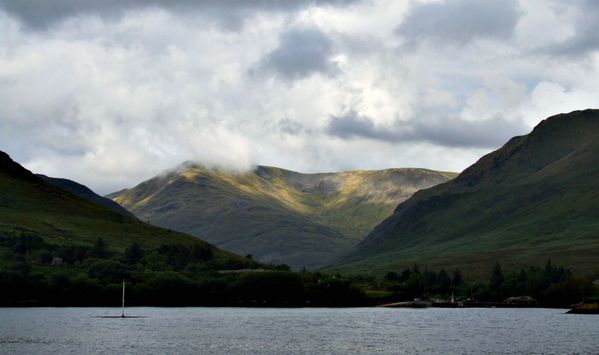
[0,304,572,310]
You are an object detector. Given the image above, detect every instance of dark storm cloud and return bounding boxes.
[326,111,398,141]
[257,27,340,81]
[326,111,528,149]
[548,0,599,56]
[410,115,529,148]
[396,0,521,45]
[0,0,359,30]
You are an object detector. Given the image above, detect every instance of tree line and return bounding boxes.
[0,232,366,306]
[381,261,595,306]
[0,231,596,307]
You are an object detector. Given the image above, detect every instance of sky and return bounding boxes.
[1,0,599,194]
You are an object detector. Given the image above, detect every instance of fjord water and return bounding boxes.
[1,308,597,354]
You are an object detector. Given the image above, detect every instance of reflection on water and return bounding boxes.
[0,307,597,354]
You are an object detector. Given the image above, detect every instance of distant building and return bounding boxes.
[51,257,64,266]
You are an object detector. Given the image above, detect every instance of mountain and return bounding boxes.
[108,165,455,269]
[0,150,243,262]
[327,109,599,277]
[37,174,135,218]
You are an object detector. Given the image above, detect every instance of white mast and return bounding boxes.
[121,279,126,318]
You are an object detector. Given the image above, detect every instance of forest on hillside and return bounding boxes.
[1,231,595,308]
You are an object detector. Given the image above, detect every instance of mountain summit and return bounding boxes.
[328,109,599,276]
[108,165,455,269]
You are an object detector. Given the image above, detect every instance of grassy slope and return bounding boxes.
[109,165,453,269]
[38,174,135,218]
[0,151,244,262]
[326,109,599,278]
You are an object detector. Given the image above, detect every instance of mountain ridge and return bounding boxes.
[327,109,599,277]
[108,164,456,269]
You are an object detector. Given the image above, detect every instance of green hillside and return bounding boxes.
[0,151,377,307]
[109,165,454,269]
[327,109,599,278]
[0,151,244,263]
[38,174,135,218]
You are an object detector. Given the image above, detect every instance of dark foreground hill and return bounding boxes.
[38,174,135,218]
[108,165,454,269]
[0,150,242,260]
[327,109,599,277]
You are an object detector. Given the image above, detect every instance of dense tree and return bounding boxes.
[542,259,571,286]
[37,250,53,264]
[10,234,45,254]
[400,268,412,283]
[73,245,91,263]
[437,268,451,292]
[144,251,172,271]
[0,230,594,307]
[124,242,144,265]
[543,277,593,306]
[411,265,420,274]
[158,244,194,270]
[146,272,195,296]
[384,271,400,281]
[232,271,304,304]
[191,244,212,261]
[452,269,463,287]
[88,260,129,283]
[90,238,107,258]
[489,262,504,293]
[406,273,423,296]
[57,246,75,264]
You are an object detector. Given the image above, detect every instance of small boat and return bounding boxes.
[97,280,145,318]
[121,279,126,318]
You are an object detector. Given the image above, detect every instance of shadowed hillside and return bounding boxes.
[327,109,599,277]
[0,151,245,263]
[38,174,135,218]
[109,165,454,269]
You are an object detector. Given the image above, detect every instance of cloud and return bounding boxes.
[326,111,528,149]
[277,118,304,135]
[327,111,382,140]
[255,26,340,81]
[396,0,521,45]
[545,0,599,56]
[1,0,598,195]
[0,0,359,30]
[518,81,599,126]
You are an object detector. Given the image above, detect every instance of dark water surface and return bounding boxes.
[0,307,597,354]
